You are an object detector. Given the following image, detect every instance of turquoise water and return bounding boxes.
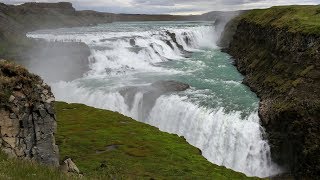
[144,49,258,116]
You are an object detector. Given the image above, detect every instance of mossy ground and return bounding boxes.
[55,102,256,179]
[241,5,320,34]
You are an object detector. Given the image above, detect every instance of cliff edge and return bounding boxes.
[0,60,59,166]
[225,6,320,178]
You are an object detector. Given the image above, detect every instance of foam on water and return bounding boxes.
[28,21,281,177]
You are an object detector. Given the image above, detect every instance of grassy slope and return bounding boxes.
[242,5,320,34]
[55,102,256,179]
[0,152,68,180]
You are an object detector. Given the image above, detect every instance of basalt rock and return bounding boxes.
[0,60,59,167]
[165,31,192,58]
[119,80,190,120]
[151,80,190,92]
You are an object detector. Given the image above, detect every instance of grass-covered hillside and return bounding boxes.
[241,5,320,34]
[55,102,255,179]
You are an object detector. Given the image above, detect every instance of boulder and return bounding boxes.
[60,158,80,174]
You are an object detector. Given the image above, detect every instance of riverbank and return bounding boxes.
[225,5,320,178]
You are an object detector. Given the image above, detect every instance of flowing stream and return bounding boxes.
[27,21,281,177]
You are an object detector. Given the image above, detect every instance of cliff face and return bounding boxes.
[226,6,320,178]
[0,60,59,166]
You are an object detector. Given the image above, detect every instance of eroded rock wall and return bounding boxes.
[0,60,59,166]
[226,19,320,178]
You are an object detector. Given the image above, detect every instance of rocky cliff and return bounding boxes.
[225,6,320,178]
[0,60,59,166]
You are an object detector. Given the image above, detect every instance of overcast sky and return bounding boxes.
[2,0,320,15]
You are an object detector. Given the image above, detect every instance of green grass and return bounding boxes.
[55,102,257,179]
[0,151,69,180]
[241,5,320,34]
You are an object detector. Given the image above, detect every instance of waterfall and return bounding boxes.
[27,21,281,177]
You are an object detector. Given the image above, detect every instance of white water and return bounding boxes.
[28,21,281,177]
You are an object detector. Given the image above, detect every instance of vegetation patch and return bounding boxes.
[55,102,256,179]
[241,5,320,34]
[0,60,43,108]
[0,151,69,180]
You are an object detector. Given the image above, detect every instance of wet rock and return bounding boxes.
[182,32,191,46]
[119,80,190,121]
[129,38,136,46]
[166,31,184,51]
[165,31,192,57]
[151,80,190,92]
[165,40,174,49]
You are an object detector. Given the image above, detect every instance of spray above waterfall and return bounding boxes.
[27,21,282,177]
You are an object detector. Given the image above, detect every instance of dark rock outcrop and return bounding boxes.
[0,60,59,166]
[151,80,190,92]
[165,31,192,57]
[226,17,320,178]
[120,80,190,120]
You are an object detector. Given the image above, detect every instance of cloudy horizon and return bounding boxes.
[2,0,320,15]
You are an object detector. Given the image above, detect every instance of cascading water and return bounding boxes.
[27,21,281,177]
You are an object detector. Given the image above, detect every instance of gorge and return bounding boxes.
[0,2,319,179]
[26,21,280,178]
